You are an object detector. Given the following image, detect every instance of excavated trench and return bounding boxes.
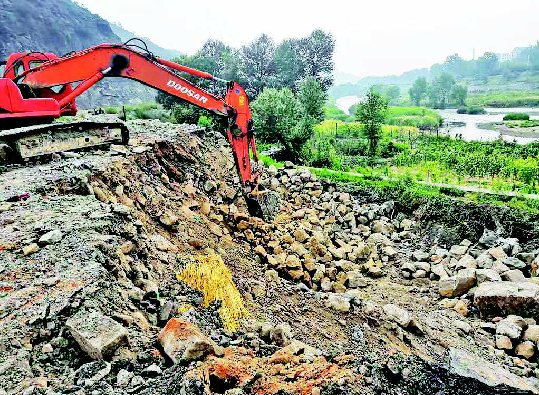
[0,118,538,394]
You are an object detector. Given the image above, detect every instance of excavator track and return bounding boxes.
[0,119,129,163]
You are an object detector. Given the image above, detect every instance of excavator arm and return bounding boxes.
[14,43,259,185]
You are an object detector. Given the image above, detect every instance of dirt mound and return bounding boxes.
[1,119,538,394]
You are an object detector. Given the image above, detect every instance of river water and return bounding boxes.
[437,108,539,144]
[335,96,539,144]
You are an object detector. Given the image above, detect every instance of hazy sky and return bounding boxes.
[77,0,539,78]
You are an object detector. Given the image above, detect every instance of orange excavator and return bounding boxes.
[0,40,276,218]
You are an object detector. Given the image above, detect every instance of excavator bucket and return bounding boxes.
[246,184,281,222]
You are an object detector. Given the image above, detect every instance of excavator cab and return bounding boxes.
[0,52,76,127]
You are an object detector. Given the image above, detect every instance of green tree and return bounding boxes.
[250,87,299,145]
[443,54,466,76]
[240,34,276,97]
[408,77,427,106]
[355,91,388,157]
[297,77,327,123]
[157,54,219,109]
[296,29,335,90]
[428,72,455,109]
[452,84,468,106]
[477,52,499,76]
[387,85,401,103]
[275,39,303,90]
[220,48,242,82]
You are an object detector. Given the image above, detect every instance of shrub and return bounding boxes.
[171,103,200,124]
[105,106,120,114]
[467,106,487,115]
[504,113,530,121]
[198,115,213,128]
[457,106,486,115]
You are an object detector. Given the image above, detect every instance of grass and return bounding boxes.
[385,107,443,128]
[467,91,539,108]
[104,102,169,122]
[506,120,539,129]
[259,154,284,169]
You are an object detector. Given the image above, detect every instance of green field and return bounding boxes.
[385,107,443,128]
[467,91,539,108]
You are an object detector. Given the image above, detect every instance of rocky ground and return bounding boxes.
[1,117,539,394]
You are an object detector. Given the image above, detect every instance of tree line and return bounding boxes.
[409,73,467,109]
[157,29,335,108]
[156,30,335,163]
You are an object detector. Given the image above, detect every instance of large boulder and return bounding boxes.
[439,269,476,297]
[448,348,539,394]
[66,310,128,360]
[474,281,539,318]
[158,318,217,364]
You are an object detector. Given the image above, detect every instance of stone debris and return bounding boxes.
[157,318,217,364]
[38,229,63,245]
[66,310,128,360]
[2,117,539,394]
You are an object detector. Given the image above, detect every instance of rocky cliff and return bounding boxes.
[0,0,156,108]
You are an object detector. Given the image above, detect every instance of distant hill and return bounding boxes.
[331,41,539,100]
[0,0,155,108]
[330,68,429,99]
[110,23,182,60]
[0,0,119,58]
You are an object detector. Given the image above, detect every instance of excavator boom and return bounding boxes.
[0,42,259,188]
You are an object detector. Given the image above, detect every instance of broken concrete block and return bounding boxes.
[66,310,128,360]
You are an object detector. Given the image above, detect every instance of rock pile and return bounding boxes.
[252,163,416,295]
[399,228,538,299]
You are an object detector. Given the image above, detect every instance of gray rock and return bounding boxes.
[439,269,476,297]
[448,348,538,394]
[117,369,134,387]
[412,250,430,262]
[456,254,477,270]
[431,264,449,280]
[503,257,526,270]
[270,323,292,346]
[496,318,523,339]
[383,304,411,327]
[66,310,128,360]
[523,325,539,343]
[325,294,351,312]
[479,229,499,248]
[454,320,472,334]
[492,261,510,274]
[38,229,63,245]
[502,269,527,282]
[474,281,539,318]
[450,244,468,257]
[476,253,494,269]
[475,269,502,284]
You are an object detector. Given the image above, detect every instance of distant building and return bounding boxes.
[496,47,530,63]
[497,52,513,62]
